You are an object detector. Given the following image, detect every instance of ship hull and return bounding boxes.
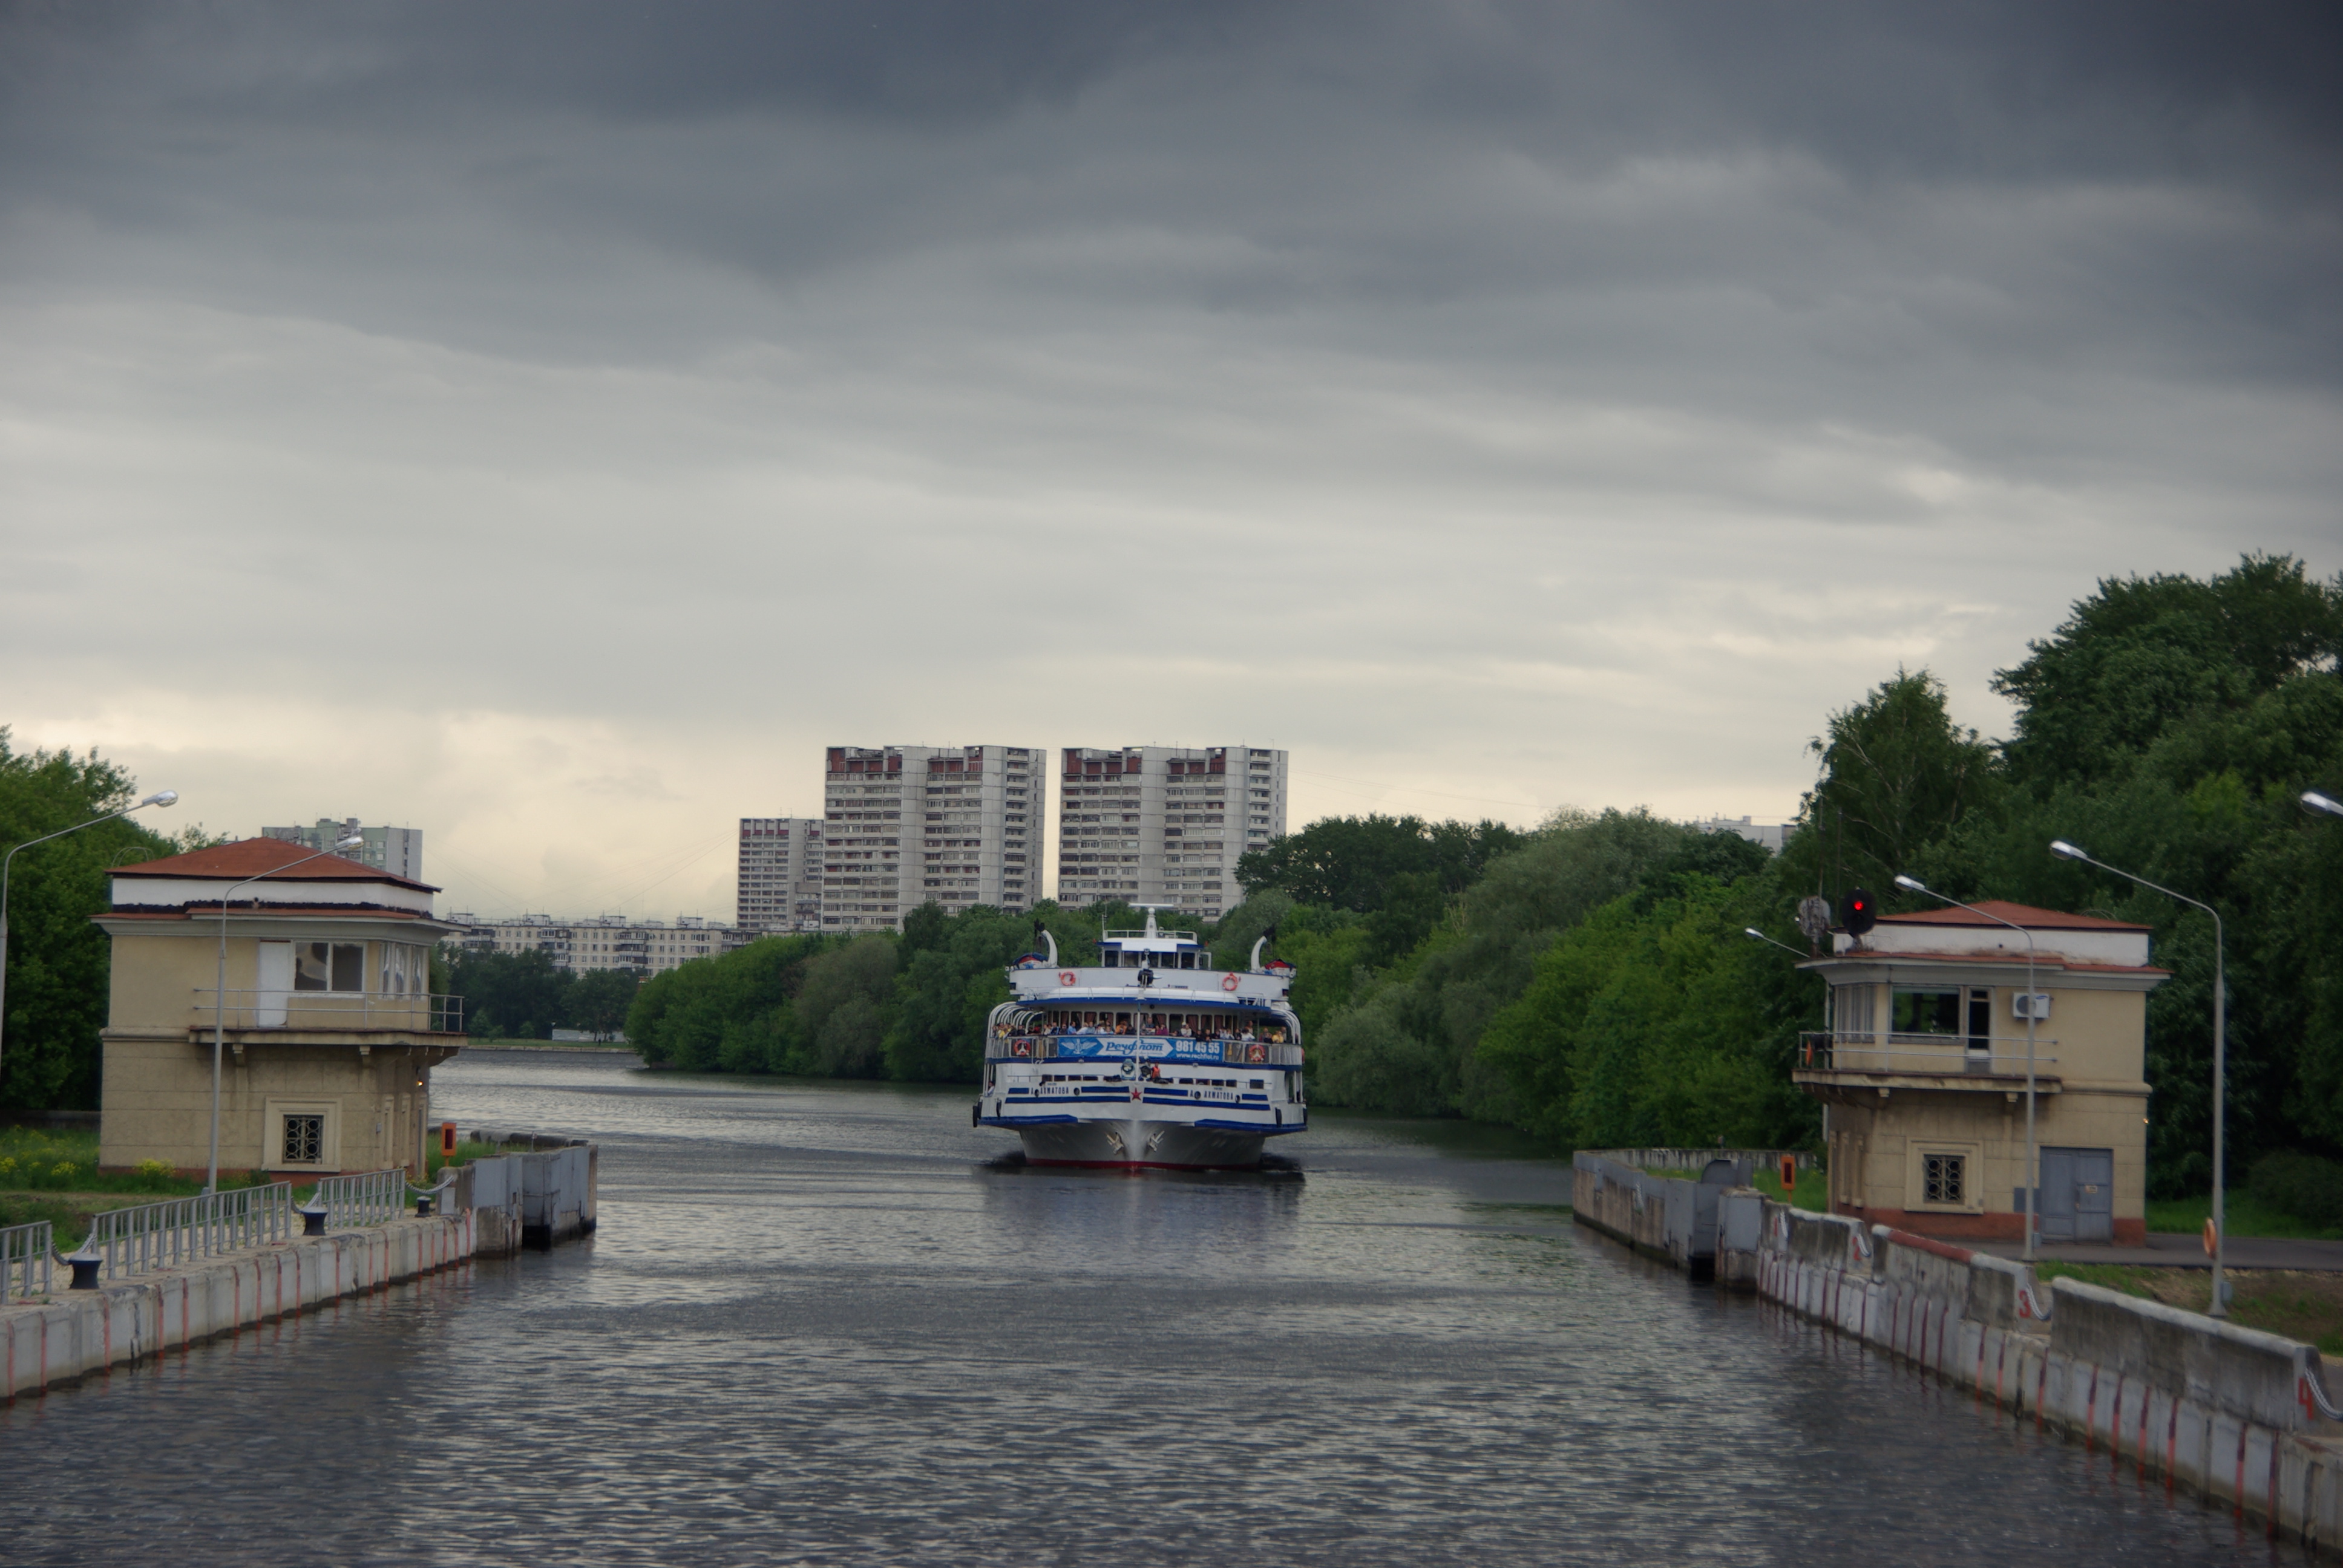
[1008,1115,1289,1170]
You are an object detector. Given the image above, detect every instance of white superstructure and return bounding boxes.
[974,910,1305,1169]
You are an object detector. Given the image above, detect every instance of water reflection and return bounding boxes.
[0,1050,2307,1566]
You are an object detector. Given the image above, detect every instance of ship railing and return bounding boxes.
[991,1033,1300,1067]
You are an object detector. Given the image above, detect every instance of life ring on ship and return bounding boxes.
[1059,970,1077,986]
[1222,973,1240,991]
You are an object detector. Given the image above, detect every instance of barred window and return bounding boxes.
[1923,1152,1965,1206]
[281,1113,324,1165]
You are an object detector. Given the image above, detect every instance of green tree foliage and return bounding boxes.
[1780,668,2000,906]
[1236,814,1527,909]
[445,947,570,1040]
[0,732,188,1110]
[1306,809,1782,1120]
[564,968,640,1041]
[1478,871,1819,1149]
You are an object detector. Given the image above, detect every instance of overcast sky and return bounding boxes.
[4,1,2338,919]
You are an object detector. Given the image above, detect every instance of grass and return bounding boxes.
[2034,1261,2343,1356]
[425,1139,509,1178]
[1754,1164,1830,1211]
[2145,1188,2343,1241]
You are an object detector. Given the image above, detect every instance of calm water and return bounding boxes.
[0,1051,2305,1566]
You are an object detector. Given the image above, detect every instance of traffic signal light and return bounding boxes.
[1840,887,1877,935]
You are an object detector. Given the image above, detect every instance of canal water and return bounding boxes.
[0,1052,2307,1565]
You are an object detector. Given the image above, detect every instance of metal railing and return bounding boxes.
[191,988,463,1034]
[1798,1031,2058,1076]
[307,1168,407,1230]
[992,1033,1302,1067]
[82,1183,294,1281]
[2,1220,51,1300]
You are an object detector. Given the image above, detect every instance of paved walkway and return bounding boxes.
[1962,1232,2343,1270]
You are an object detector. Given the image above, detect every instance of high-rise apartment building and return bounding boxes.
[262,818,424,880]
[1054,746,1288,918]
[820,745,1046,932]
[737,817,824,936]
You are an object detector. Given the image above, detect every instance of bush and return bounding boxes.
[2250,1149,2343,1230]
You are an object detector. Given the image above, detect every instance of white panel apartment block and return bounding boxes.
[737,817,824,936]
[819,745,1046,932]
[443,913,737,976]
[261,818,424,881]
[1054,745,1288,918]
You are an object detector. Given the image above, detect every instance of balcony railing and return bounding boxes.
[83,1183,294,1281]
[1798,1031,2059,1077]
[191,989,464,1034]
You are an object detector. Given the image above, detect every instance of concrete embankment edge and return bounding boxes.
[0,1209,478,1401]
[1572,1154,2343,1555]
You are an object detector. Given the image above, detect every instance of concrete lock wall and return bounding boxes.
[0,1212,476,1401]
[1578,1166,2343,1552]
[520,1145,597,1249]
[1573,1153,1725,1275]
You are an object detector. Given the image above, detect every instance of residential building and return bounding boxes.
[263,818,424,880]
[1792,901,2166,1245]
[1697,816,1791,854]
[443,913,738,975]
[94,837,462,1177]
[738,817,823,935]
[1054,746,1288,918]
[821,744,1045,932]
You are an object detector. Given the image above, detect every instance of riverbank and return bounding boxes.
[0,1210,477,1400]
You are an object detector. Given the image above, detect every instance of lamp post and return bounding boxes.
[209,833,365,1193]
[1893,875,2041,1261]
[0,789,179,1088]
[2048,839,2227,1315]
[2306,792,2343,819]
[1742,927,1807,959]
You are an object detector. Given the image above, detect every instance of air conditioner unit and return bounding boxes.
[2011,993,2052,1021]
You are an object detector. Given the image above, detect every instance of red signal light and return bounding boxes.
[1840,887,1878,935]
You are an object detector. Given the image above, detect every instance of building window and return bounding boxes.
[1923,1152,1965,1206]
[1890,988,1962,1037]
[281,1113,324,1165]
[294,942,365,992]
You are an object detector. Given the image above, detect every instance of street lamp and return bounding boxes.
[1742,927,1808,959]
[208,832,366,1192]
[1893,874,2042,1261]
[2049,838,2229,1315]
[2305,792,2343,818]
[0,789,179,1086]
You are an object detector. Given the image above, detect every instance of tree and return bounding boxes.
[1783,669,2000,906]
[0,732,187,1109]
[446,947,570,1039]
[1236,814,1527,910]
[564,968,639,1041]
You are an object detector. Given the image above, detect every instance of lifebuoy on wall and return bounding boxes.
[1059,970,1078,986]
[1222,973,1240,991]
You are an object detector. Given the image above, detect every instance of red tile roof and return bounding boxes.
[108,837,437,893]
[1876,900,2150,933]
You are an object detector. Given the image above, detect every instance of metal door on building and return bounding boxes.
[2034,1147,2114,1243]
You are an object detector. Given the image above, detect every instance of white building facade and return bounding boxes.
[1054,746,1288,919]
[444,913,738,976]
[821,744,1046,932]
[262,818,424,880]
[737,817,824,936]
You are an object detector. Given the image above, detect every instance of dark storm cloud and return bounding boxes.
[2,1,2337,913]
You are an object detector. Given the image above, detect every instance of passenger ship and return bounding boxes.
[974,910,1305,1169]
